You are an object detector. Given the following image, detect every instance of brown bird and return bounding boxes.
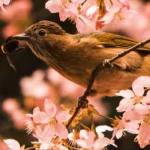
[13,20,150,96]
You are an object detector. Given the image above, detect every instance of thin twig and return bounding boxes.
[66,38,150,128]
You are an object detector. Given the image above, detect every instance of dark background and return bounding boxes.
[0,0,150,150]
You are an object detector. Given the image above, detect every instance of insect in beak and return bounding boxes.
[1,36,25,71]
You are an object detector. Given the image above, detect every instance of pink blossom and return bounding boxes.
[101,3,121,24]
[34,126,69,149]
[0,0,32,21]
[45,0,136,31]
[116,90,135,112]
[116,90,140,113]
[86,5,98,20]
[112,116,139,139]
[76,130,95,149]
[141,91,150,109]
[0,141,9,150]
[46,0,75,22]
[116,76,150,112]
[40,142,68,150]
[25,114,35,134]
[32,107,48,124]
[11,109,26,129]
[137,122,150,148]
[45,0,62,13]
[46,0,97,33]
[116,89,134,98]
[75,15,96,33]
[101,0,150,41]
[34,126,54,143]
[2,98,19,114]
[119,0,130,9]
[98,0,137,28]
[123,110,142,121]
[132,76,150,96]
[0,0,11,11]
[32,99,71,139]
[20,70,51,99]
[4,139,25,150]
[76,126,116,149]
[96,125,113,133]
[2,23,21,38]
[133,104,149,116]
[2,98,26,129]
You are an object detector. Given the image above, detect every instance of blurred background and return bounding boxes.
[0,0,150,149]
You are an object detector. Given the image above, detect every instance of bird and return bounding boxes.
[12,20,150,96]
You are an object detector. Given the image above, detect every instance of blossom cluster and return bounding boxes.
[0,0,11,11]
[4,76,150,149]
[115,76,150,148]
[2,0,150,150]
[46,0,136,33]
[4,99,115,150]
[0,0,32,38]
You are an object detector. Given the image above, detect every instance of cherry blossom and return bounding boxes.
[116,76,150,112]
[132,76,150,96]
[46,0,96,32]
[33,126,54,143]
[112,115,139,139]
[115,76,150,147]
[20,70,51,99]
[74,125,116,150]
[0,0,11,11]
[39,141,68,150]
[4,139,25,150]
[136,122,150,148]
[46,0,136,32]
[31,99,71,139]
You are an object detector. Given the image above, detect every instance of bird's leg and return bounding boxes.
[66,97,88,128]
[66,64,102,128]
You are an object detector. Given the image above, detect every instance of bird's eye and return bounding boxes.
[38,29,46,36]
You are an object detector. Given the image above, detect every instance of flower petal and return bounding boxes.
[116,98,134,112]
[132,76,150,96]
[56,111,71,122]
[33,107,47,123]
[55,123,68,139]
[134,104,148,115]
[115,129,123,139]
[116,90,134,98]
[4,139,20,150]
[44,99,57,117]
[45,0,62,13]
[94,137,110,149]
[96,125,113,136]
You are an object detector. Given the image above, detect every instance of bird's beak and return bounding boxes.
[13,33,30,41]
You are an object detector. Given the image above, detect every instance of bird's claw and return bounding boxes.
[103,59,113,68]
[78,96,88,109]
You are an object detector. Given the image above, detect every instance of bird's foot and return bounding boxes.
[66,97,88,128]
[78,96,88,109]
[103,59,113,68]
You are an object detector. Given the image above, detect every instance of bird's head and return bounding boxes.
[13,20,66,60]
[13,20,65,41]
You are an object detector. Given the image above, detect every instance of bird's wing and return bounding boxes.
[92,32,150,51]
[86,32,150,71]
